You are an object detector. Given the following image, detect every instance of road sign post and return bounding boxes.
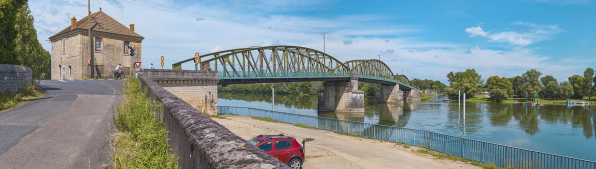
[161,56,164,69]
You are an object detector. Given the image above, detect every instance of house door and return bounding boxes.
[68,66,72,80]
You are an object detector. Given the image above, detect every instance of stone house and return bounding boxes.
[49,9,143,80]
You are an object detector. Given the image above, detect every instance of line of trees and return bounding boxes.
[410,78,446,91]
[218,82,323,99]
[1,0,51,80]
[444,68,596,102]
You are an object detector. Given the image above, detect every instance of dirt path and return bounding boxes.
[213,115,481,169]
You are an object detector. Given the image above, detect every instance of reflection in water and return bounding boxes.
[219,93,596,161]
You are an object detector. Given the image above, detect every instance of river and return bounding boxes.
[218,93,596,161]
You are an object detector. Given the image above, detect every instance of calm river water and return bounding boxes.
[218,93,596,161]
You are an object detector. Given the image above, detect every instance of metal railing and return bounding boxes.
[218,106,596,169]
[218,71,350,80]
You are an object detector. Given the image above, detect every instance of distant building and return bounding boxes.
[49,9,143,80]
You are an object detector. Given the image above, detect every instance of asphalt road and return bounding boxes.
[0,80,123,169]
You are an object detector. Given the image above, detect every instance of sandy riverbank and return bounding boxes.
[213,115,481,169]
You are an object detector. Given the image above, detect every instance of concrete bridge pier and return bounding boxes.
[375,84,404,103]
[141,69,220,116]
[318,73,365,112]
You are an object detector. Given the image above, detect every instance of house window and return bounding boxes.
[62,39,65,54]
[124,41,129,54]
[95,37,102,51]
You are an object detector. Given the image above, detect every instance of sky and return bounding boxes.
[30,0,596,84]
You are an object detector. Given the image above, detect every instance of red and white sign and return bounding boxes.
[134,62,141,68]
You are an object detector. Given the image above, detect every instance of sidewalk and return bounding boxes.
[213,115,481,169]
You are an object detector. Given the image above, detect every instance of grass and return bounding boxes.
[414,148,515,169]
[251,117,281,123]
[419,91,432,101]
[0,82,44,112]
[293,124,310,128]
[212,115,227,119]
[110,77,177,169]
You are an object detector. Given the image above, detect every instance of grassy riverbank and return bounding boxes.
[110,77,177,168]
[0,82,44,112]
[462,95,595,105]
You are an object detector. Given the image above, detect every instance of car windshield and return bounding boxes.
[248,138,261,145]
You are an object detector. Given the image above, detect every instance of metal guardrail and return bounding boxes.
[218,71,351,80]
[218,106,596,169]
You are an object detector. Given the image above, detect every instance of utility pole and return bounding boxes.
[88,0,94,78]
[378,54,381,61]
[321,32,328,53]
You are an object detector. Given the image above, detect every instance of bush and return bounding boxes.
[489,89,508,102]
[0,82,43,111]
[112,77,177,169]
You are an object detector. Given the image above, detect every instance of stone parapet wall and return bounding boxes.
[0,64,32,93]
[137,73,289,169]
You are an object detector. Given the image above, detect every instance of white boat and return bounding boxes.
[444,98,450,102]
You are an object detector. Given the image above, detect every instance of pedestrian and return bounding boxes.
[148,63,154,69]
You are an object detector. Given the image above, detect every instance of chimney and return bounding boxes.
[129,24,135,32]
[71,17,77,29]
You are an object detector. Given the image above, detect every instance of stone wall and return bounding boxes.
[376,84,404,103]
[141,69,219,116]
[0,64,32,93]
[137,73,289,169]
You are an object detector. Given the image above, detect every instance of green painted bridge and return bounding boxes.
[172,46,413,91]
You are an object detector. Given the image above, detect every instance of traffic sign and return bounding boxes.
[161,56,164,66]
[87,58,90,65]
[134,62,141,68]
[194,52,200,64]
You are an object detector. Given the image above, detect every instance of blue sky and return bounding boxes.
[30,0,596,84]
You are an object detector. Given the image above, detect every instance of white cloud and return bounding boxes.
[465,49,471,54]
[210,46,223,53]
[466,23,564,46]
[343,39,352,45]
[381,49,394,53]
[465,26,487,37]
[581,41,588,44]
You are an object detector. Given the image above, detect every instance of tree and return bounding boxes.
[568,75,584,99]
[486,75,513,96]
[445,69,484,98]
[540,75,557,87]
[509,76,524,97]
[560,81,574,100]
[0,0,28,65]
[489,89,508,102]
[14,3,51,79]
[432,80,447,91]
[583,68,594,100]
[543,81,560,99]
[520,69,543,101]
[447,72,455,84]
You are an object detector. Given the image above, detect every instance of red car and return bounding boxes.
[249,134,307,169]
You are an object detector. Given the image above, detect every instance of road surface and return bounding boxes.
[0,80,122,169]
[213,115,481,169]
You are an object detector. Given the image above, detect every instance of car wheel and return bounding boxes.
[288,158,302,169]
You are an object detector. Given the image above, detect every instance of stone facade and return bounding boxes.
[141,69,220,116]
[0,64,32,93]
[49,11,143,80]
[376,84,404,103]
[50,31,142,80]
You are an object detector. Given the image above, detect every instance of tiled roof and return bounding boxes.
[50,10,143,39]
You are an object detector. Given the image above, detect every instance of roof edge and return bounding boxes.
[49,28,144,42]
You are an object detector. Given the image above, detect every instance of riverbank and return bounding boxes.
[213,115,482,169]
[462,96,595,105]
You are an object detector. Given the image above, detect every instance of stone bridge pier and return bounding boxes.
[375,84,404,103]
[140,69,220,116]
[318,73,365,112]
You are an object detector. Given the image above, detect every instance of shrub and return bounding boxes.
[489,89,508,102]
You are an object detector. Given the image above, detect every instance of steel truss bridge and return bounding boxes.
[172,46,413,90]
